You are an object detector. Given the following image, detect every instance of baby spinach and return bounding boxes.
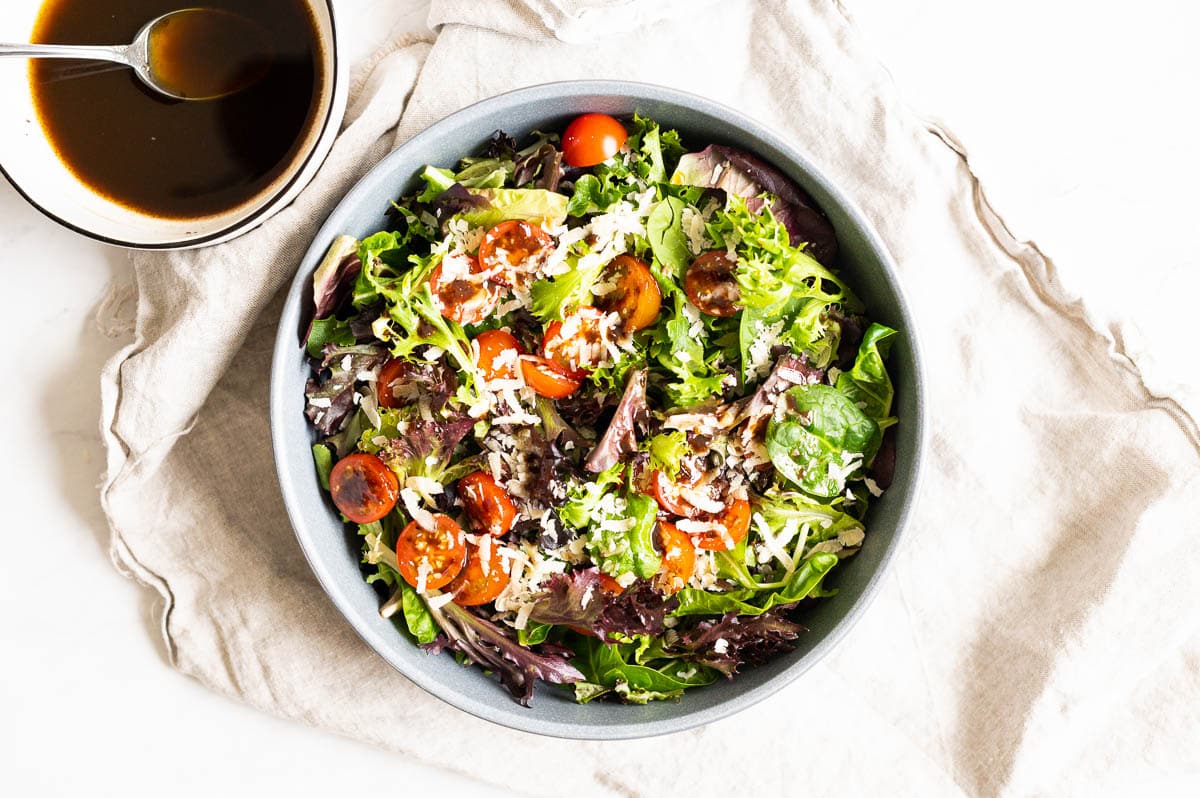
[836,323,899,426]
[765,384,881,497]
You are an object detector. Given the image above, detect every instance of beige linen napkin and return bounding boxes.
[100,1,1200,795]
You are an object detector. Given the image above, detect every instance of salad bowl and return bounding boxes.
[270,80,925,739]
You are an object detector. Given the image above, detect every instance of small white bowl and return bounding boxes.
[0,0,346,250]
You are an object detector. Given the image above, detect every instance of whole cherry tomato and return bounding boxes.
[562,113,627,167]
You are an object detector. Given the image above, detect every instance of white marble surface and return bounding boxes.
[1,1,1196,795]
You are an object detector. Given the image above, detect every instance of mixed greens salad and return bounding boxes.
[303,112,899,705]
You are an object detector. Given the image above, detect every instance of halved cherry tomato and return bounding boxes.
[569,573,625,636]
[692,499,751,551]
[329,453,399,524]
[520,354,582,398]
[457,471,517,537]
[430,253,501,326]
[541,307,608,377]
[472,329,524,381]
[395,514,467,591]
[562,113,627,168]
[448,536,510,606]
[684,250,741,318]
[594,254,661,332]
[649,469,704,519]
[655,521,696,595]
[477,220,553,286]
[376,358,409,409]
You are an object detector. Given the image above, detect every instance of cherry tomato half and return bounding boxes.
[329,453,400,524]
[395,514,467,591]
[655,521,696,595]
[541,307,608,377]
[376,359,409,409]
[693,499,751,551]
[562,113,627,168]
[520,354,582,399]
[430,253,502,326]
[457,471,517,537]
[472,329,524,382]
[477,220,553,286]
[684,250,741,318]
[594,254,662,332]
[448,536,510,606]
[649,469,704,519]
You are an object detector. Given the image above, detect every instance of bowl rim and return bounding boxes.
[0,0,344,251]
[270,79,927,740]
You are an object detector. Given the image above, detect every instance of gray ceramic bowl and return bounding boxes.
[270,81,925,740]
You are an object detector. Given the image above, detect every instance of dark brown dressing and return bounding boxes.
[147,9,274,100]
[30,0,324,219]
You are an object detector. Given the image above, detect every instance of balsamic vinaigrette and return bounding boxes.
[30,0,324,220]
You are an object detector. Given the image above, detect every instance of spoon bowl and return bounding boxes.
[0,7,273,101]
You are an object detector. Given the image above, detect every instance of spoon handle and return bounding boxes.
[0,42,130,66]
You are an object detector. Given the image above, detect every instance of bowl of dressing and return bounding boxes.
[0,0,346,249]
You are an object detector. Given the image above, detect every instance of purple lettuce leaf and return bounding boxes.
[304,343,388,436]
[528,569,678,640]
[668,609,805,678]
[513,143,564,192]
[376,358,459,413]
[431,182,488,225]
[424,601,583,706]
[674,145,838,265]
[584,368,648,473]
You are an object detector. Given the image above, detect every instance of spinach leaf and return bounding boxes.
[765,384,880,497]
[647,196,690,285]
[672,552,840,616]
[623,491,663,580]
[836,323,898,425]
[518,622,552,646]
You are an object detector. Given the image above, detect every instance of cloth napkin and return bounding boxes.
[99,1,1200,794]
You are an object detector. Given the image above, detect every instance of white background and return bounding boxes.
[1,1,1196,795]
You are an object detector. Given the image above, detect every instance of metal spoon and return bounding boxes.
[0,8,269,101]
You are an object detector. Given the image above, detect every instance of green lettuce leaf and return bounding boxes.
[672,552,840,616]
[457,187,568,229]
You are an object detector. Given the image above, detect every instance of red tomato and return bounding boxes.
[649,469,704,519]
[395,514,467,591]
[376,359,409,409]
[477,220,553,286]
[519,354,582,399]
[457,471,517,537]
[541,307,608,377]
[594,254,662,332]
[430,253,501,326]
[448,536,510,606]
[655,521,696,595]
[693,499,751,551]
[329,453,399,524]
[562,113,627,168]
[472,329,524,381]
[684,250,741,318]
